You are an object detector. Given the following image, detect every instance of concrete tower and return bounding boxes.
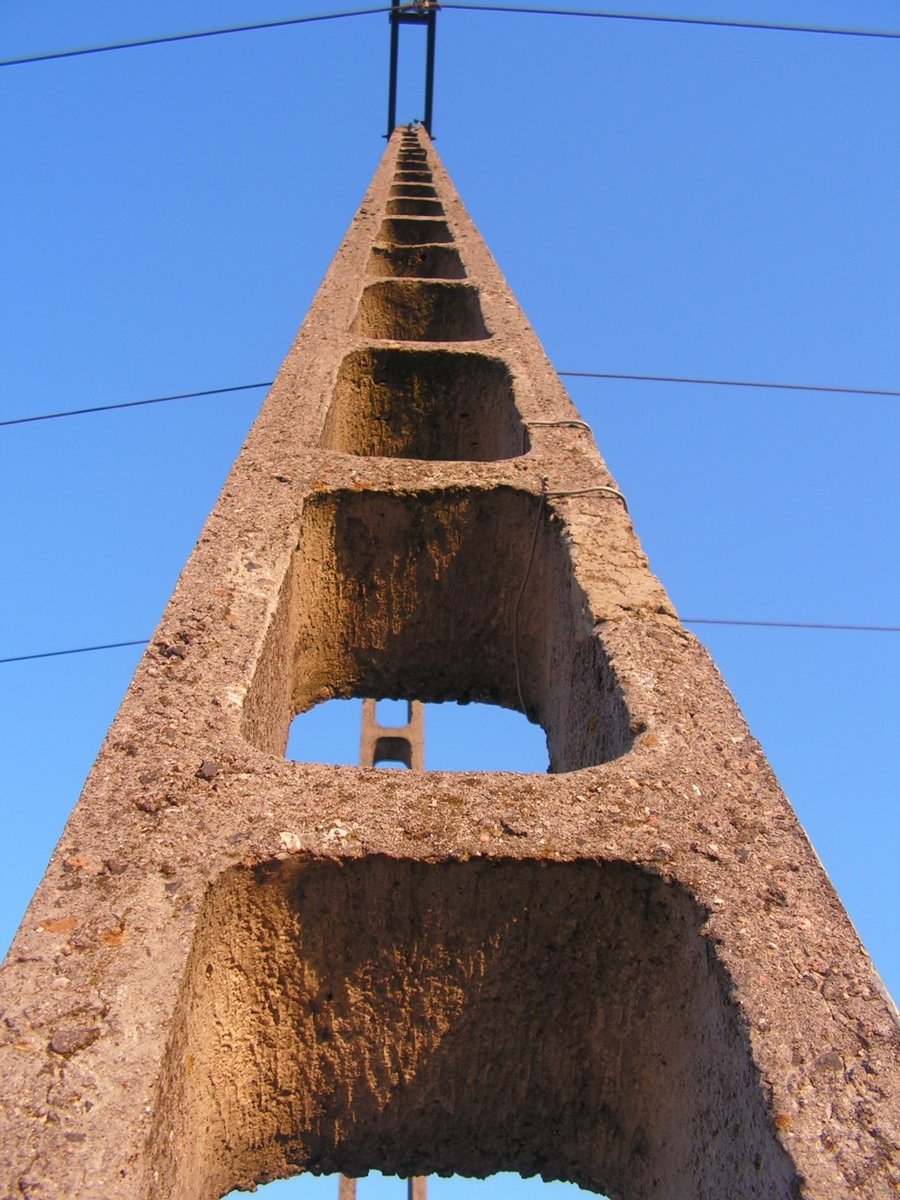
[0,129,897,1200]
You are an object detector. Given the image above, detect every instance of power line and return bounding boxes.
[3,370,897,429]
[3,618,898,665]
[0,6,391,69]
[0,640,148,666]
[440,4,900,41]
[0,383,271,429]
[3,4,896,68]
[558,371,900,398]
[682,618,900,633]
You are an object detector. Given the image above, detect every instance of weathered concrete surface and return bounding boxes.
[0,127,897,1200]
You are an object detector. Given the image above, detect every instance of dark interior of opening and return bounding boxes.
[386,198,446,217]
[371,734,413,767]
[389,184,438,198]
[240,487,631,772]
[320,348,524,460]
[152,858,801,1200]
[378,219,451,246]
[351,282,488,342]
[366,245,466,280]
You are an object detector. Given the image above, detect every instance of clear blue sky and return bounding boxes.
[1,3,898,1194]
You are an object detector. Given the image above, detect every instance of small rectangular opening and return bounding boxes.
[376,698,411,725]
[373,735,413,768]
[389,184,437,198]
[351,281,488,342]
[378,218,452,246]
[366,245,465,280]
[322,348,525,461]
[386,198,445,217]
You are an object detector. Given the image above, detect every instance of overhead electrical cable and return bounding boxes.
[0,640,149,665]
[681,619,900,633]
[439,4,900,40]
[0,5,392,69]
[557,371,900,398]
[3,618,898,664]
[2,3,897,67]
[0,383,271,428]
[3,371,897,429]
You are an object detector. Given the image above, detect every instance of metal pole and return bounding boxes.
[387,0,401,137]
[423,7,437,136]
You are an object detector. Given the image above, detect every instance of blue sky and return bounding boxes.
[1,3,898,1192]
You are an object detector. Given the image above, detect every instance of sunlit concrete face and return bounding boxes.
[366,245,465,279]
[322,349,520,458]
[242,486,630,771]
[351,280,489,341]
[149,860,798,1200]
[0,127,896,1200]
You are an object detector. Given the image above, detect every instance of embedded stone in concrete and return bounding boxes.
[321,348,521,460]
[351,281,488,342]
[366,244,466,280]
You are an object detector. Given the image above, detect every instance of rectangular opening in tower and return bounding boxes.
[366,245,466,280]
[320,348,526,461]
[351,281,488,342]
[377,218,452,245]
[389,184,438,198]
[155,861,799,1200]
[240,487,633,772]
[386,198,445,217]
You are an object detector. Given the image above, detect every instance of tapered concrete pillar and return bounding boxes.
[0,125,896,1200]
[339,701,427,1200]
[360,699,425,771]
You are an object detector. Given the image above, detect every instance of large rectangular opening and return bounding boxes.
[241,487,633,772]
[321,349,525,461]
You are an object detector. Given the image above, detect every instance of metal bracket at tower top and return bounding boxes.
[386,0,439,137]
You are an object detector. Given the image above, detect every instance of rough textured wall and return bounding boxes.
[149,859,799,1200]
[0,127,897,1200]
